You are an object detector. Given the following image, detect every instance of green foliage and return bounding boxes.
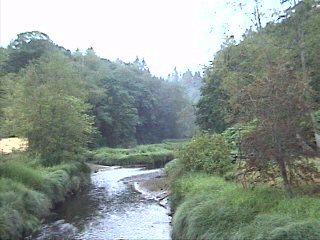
[90,141,184,167]
[0,206,24,240]
[1,32,195,150]
[196,68,231,133]
[164,159,185,183]
[196,2,320,196]
[177,133,232,175]
[74,49,193,147]
[222,121,257,157]
[0,178,51,239]
[169,173,233,212]
[2,31,69,73]
[266,221,320,240]
[0,154,90,239]
[6,52,94,165]
[196,0,320,163]
[0,160,44,190]
[170,173,320,240]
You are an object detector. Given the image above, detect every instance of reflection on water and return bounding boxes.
[33,167,171,240]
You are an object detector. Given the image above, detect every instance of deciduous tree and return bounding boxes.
[7,52,94,165]
[239,64,315,196]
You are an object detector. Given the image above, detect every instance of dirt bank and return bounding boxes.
[122,169,170,209]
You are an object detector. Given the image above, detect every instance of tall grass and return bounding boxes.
[0,161,44,190]
[170,173,320,240]
[90,141,185,167]
[0,153,90,239]
[0,178,51,239]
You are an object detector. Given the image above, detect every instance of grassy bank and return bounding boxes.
[168,167,320,240]
[0,153,90,240]
[89,140,186,167]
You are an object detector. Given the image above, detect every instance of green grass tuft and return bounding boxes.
[0,160,44,190]
[170,173,320,240]
[90,141,185,167]
[0,154,90,239]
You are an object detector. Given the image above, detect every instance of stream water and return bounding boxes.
[31,167,171,240]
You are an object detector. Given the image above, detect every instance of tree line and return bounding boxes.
[0,31,200,165]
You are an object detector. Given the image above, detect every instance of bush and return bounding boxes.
[222,121,256,157]
[177,133,232,175]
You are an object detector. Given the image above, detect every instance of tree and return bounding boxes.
[177,103,197,138]
[167,67,180,82]
[6,52,94,165]
[239,64,315,196]
[96,77,138,147]
[133,56,149,72]
[196,71,230,133]
[2,31,72,74]
[3,32,55,73]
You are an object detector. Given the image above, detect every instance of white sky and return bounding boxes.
[0,0,286,77]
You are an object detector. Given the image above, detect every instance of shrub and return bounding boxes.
[222,121,257,156]
[177,133,232,175]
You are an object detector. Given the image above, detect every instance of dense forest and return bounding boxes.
[0,31,201,163]
[195,0,320,190]
[197,0,320,133]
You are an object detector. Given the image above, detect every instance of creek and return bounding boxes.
[31,167,171,240]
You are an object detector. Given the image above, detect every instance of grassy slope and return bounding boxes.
[169,170,320,240]
[0,153,90,240]
[90,140,186,167]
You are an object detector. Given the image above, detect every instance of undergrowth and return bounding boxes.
[0,153,90,239]
[169,170,320,240]
[90,141,185,167]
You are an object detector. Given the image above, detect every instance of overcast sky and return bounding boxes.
[0,0,286,77]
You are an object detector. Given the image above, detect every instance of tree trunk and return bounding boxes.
[279,160,294,198]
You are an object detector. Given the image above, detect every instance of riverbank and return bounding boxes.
[169,171,320,240]
[121,169,170,209]
[88,141,186,167]
[32,166,172,239]
[0,153,90,240]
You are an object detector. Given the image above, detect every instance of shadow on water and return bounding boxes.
[31,167,171,240]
